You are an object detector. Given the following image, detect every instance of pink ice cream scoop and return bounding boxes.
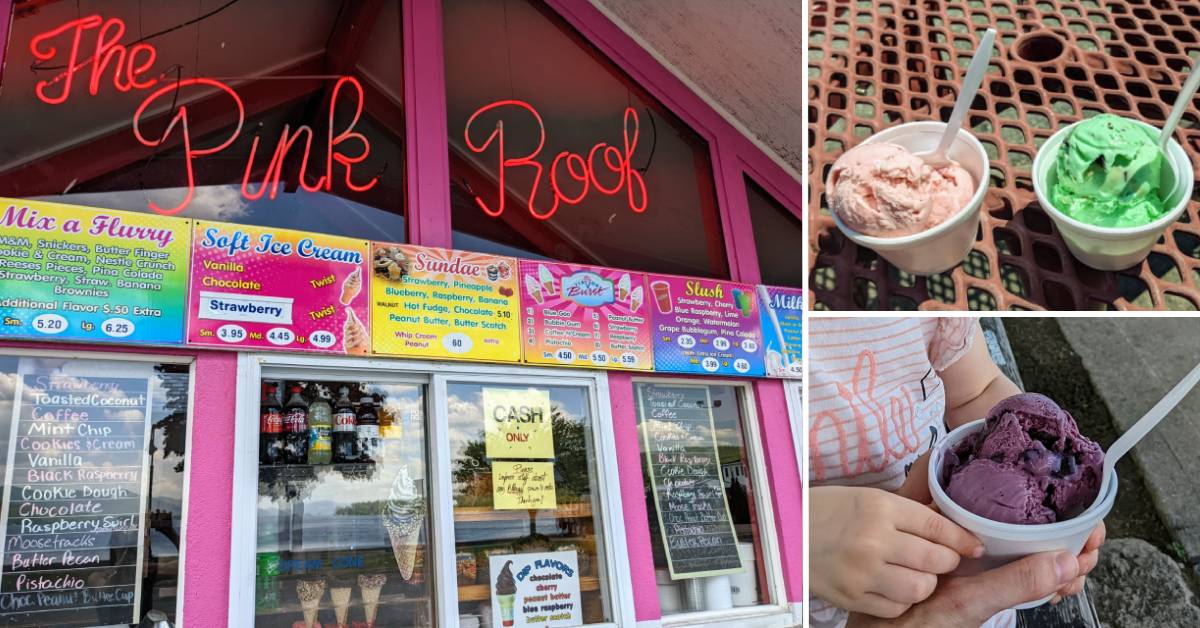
[940,393,1104,525]
[827,142,976,237]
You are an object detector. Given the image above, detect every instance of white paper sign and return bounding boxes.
[489,551,582,628]
[197,291,293,324]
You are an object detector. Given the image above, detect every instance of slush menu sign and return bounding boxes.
[637,385,742,579]
[648,275,765,376]
[0,198,191,345]
[0,372,151,623]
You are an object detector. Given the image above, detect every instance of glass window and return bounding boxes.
[443,0,728,278]
[746,177,803,289]
[634,382,773,616]
[253,377,433,626]
[0,0,407,241]
[447,382,612,626]
[0,355,190,627]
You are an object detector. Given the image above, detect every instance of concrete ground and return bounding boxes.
[1006,318,1200,627]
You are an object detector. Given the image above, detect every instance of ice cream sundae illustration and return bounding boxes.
[373,245,411,281]
[382,466,427,580]
[495,560,518,627]
[296,578,326,628]
[340,268,362,305]
[357,573,386,627]
[342,307,369,355]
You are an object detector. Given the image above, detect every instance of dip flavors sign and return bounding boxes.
[649,275,765,376]
[0,199,191,344]
[519,261,652,370]
[0,365,153,624]
[370,244,520,362]
[489,551,582,628]
[187,221,370,353]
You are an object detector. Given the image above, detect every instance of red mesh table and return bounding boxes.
[808,0,1200,310]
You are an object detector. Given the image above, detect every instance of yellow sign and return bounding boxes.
[483,388,554,459]
[370,243,520,362]
[492,461,558,510]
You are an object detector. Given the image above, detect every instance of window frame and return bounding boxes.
[0,346,196,626]
[228,353,636,627]
[630,376,792,628]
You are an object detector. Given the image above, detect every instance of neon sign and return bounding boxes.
[464,100,648,221]
[30,15,378,215]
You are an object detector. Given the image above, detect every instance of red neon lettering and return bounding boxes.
[31,15,159,104]
[463,100,648,221]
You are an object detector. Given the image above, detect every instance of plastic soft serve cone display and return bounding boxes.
[381,466,426,580]
[296,579,326,628]
[358,574,387,626]
[330,586,352,627]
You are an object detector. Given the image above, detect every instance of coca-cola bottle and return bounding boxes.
[282,385,309,464]
[356,393,380,463]
[332,387,359,463]
[260,383,285,465]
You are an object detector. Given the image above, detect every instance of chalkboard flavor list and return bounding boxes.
[635,384,743,579]
[0,373,151,624]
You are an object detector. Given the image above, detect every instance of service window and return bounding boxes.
[634,381,785,623]
[0,0,407,241]
[745,177,803,289]
[0,352,191,627]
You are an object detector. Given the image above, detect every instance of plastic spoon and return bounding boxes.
[1086,359,1200,514]
[917,28,996,167]
[1156,59,1200,198]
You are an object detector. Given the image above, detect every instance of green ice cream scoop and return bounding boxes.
[1050,114,1168,228]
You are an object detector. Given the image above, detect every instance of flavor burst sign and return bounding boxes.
[186,221,370,353]
[519,261,653,370]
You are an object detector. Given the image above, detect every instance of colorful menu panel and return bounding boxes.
[187,221,370,353]
[370,244,520,361]
[0,198,190,345]
[648,275,765,376]
[519,261,653,370]
[0,372,151,623]
[758,286,803,379]
[488,551,582,627]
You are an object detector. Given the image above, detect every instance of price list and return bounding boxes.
[637,384,743,579]
[0,373,150,624]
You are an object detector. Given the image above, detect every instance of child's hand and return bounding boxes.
[811,486,985,618]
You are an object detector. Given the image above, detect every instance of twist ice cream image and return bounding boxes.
[940,393,1104,524]
[828,142,975,237]
[495,559,517,627]
[1050,113,1168,228]
[382,466,427,580]
[340,268,362,305]
[342,308,369,355]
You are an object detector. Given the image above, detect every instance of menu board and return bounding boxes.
[0,372,151,623]
[758,286,803,379]
[187,221,370,353]
[519,261,653,370]
[0,198,191,345]
[370,244,520,361]
[648,275,765,376]
[637,385,742,579]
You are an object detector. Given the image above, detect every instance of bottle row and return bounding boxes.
[260,382,387,466]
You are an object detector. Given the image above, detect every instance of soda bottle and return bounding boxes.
[259,383,284,465]
[307,388,333,465]
[332,387,359,463]
[282,385,309,464]
[357,393,380,463]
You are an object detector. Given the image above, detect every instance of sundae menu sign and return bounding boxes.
[648,275,765,376]
[0,371,152,623]
[370,244,520,362]
[187,221,371,354]
[519,261,653,370]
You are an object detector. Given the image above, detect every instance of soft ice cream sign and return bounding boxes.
[560,271,614,307]
[489,551,582,628]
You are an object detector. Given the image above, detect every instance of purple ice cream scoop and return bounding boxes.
[940,393,1104,524]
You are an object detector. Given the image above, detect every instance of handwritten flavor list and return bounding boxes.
[648,275,765,376]
[0,198,191,344]
[519,261,653,370]
[637,385,742,579]
[0,374,150,622]
[758,286,803,379]
[187,221,370,353]
[371,244,520,361]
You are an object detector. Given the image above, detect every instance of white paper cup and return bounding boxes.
[1033,118,1194,271]
[828,121,990,275]
[928,419,1116,609]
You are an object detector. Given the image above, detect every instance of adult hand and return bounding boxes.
[845,551,1081,628]
[1053,522,1105,602]
[895,452,933,505]
[810,486,984,618]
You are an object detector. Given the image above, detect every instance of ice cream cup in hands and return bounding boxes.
[827,121,990,275]
[1033,116,1194,271]
[928,418,1116,609]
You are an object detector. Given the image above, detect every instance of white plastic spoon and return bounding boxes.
[917,28,996,167]
[1155,59,1200,198]
[1086,359,1200,514]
